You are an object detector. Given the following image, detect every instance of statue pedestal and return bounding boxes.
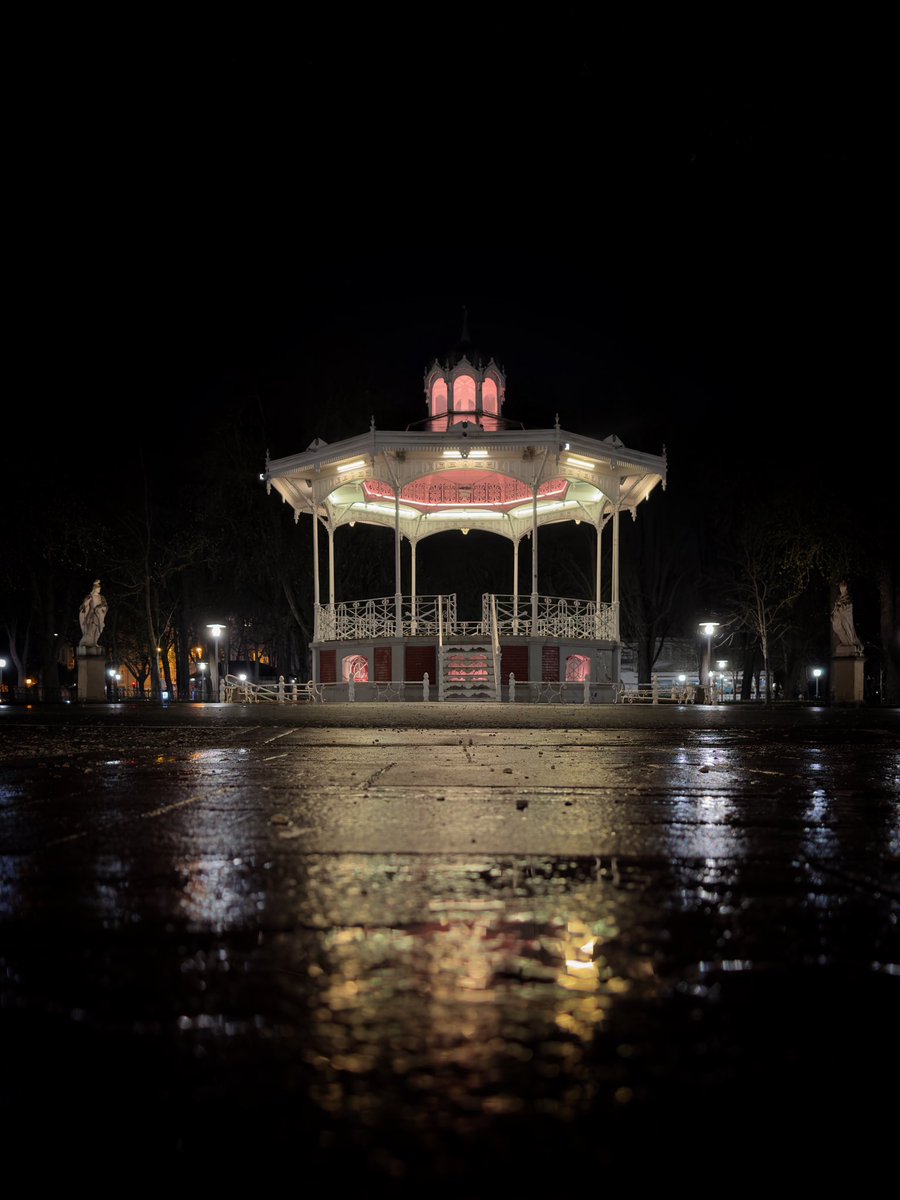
[831,652,865,705]
[77,645,107,702]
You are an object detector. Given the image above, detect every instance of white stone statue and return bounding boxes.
[78,579,109,649]
[831,580,863,654]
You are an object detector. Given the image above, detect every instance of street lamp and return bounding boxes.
[197,661,207,701]
[107,668,116,701]
[812,667,823,700]
[207,623,225,702]
[698,622,719,691]
[0,657,6,704]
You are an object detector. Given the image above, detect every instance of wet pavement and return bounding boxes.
[2,701,898,1191]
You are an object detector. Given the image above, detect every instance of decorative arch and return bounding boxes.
[342,653,369,682]
[452,373,476,415]
[565,653,591,682]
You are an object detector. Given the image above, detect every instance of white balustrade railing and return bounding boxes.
[486,595,618,640]
[316,594,618,642]
[315,594,456,641]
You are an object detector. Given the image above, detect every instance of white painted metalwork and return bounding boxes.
[222,674,322,704]
[490,594,500,696]
[315,592,619,643]
[486,594,617,641]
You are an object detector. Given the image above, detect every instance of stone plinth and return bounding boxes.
[831,652,865,705]
[77,645,107,702]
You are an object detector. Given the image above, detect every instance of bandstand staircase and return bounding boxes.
[438,644,499,701]
[438,596,501,701]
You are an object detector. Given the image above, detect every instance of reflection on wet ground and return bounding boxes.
[1,708,898,1189]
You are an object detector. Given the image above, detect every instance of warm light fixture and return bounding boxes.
[338,460,367,472]
[461,528,469,535]
[566,456,595,470]
[425,510,503,521]
[443,449,489,459]
[352,501,417,518]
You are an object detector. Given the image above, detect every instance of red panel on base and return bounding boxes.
[500,645,529,682]
[319,649,336,684]
[542,646,560,682]
[375,646,392,682]
[405,645,436,683]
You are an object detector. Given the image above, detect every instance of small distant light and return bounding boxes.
[678,674,686,683]
[564,442,570,450]
[238,674,247,682]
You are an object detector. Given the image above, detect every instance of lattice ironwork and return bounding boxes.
[315,594,617,642]
[486,595,618,640]
[362,478,568,506]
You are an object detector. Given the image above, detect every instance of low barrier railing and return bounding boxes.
[223,674,323,704]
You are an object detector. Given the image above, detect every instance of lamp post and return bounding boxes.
[698,622,719,696]
[812,667,823,700]
[717,659,729,703]
[207,624,225,702]
[107,668,116,701]
[0,657,6,704]
[197,661,207,701]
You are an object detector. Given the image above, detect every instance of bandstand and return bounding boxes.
[264,337,666,701]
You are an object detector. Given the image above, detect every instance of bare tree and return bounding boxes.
[721,511,820,703]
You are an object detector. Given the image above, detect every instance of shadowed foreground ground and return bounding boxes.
[1,701,898,1191]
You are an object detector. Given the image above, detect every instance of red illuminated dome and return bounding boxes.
[420,310,508,432]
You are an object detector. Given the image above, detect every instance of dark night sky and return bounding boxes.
[11,24,885,496]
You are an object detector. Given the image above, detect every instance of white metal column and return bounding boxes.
[612,503,620,641]
[530,486,538,632]
[312,507,320,640]
[513,538,519,634]
[595,515,603,637]
[394,488,402,636]
[327,520,335,608]
[411,539,417,632]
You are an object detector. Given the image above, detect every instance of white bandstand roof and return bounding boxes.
[265,422,666,541]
